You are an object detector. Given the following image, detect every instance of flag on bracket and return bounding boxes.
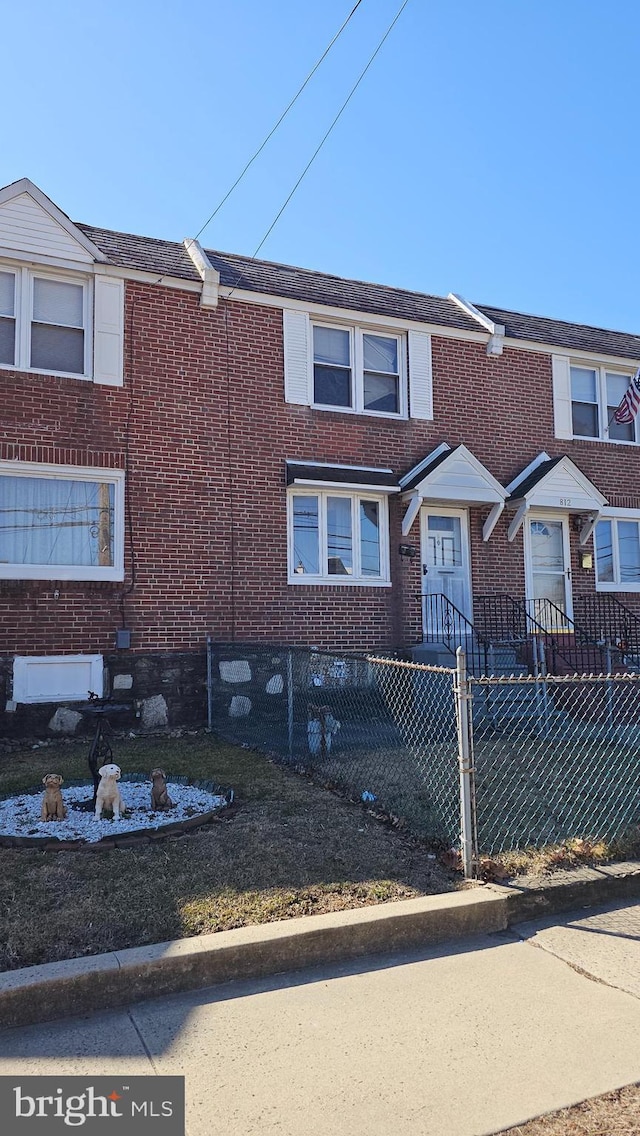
[614,368,640,424]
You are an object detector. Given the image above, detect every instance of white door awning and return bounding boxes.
[506,453,608,543]
[400,444,507,540]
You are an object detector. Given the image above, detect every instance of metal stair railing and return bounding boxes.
[474,594,623,675]
[573,593,640,657]
[419,593,490,675]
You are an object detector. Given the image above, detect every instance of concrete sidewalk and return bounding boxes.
[0,898,639,1136]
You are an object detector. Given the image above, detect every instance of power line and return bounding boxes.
[227,0,411,294]
[194,0,364,241]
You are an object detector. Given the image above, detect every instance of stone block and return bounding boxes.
[113,674,133,690]
[141,694,168,729]
[48,708,83,735]
[219,660,251,683]
[229,695,251,717]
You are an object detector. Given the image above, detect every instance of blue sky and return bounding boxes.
[3,0,640,332]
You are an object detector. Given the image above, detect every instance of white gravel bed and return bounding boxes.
[0,782,227,843]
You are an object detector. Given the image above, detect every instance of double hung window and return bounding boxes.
[0,266,89,377]
[570,365,638,443]
[0,461,124,581]
[289,489,389,584]
[312,323,403,416]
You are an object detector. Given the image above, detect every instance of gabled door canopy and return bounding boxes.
[400,443,507,541]
[506,452,608,544]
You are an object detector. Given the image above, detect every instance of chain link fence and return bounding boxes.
[207,642,640,873]
[471,671,640,854]
[207,642,460,846]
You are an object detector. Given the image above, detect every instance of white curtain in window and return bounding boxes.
[0,477,114,567]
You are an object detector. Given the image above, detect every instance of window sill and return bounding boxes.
[311,403,407,421]
[595,582,640,592]
[0,361,92,382]
[0,567,124,582]
[571,434,640,447]
[288,576,391,587]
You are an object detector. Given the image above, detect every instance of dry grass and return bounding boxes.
[496,1082,640,1135]
[492,831,640,880]
[0,731,460,971]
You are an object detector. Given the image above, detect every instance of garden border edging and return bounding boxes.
[0,861,638,1030]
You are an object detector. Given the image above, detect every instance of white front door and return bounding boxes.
[525,515,572,629]
[420,507,471,634]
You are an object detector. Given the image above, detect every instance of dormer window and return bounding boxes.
[0,266,90,377]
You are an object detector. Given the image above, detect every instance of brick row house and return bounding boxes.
[2,177,640,733]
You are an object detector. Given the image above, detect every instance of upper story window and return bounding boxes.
[0,266,90,377]
[283,309,433,421]
[0,460,125,581]
[312,324,403,415]
[288,488,390,585]
[570,365,638,443]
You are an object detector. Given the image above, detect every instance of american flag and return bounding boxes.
[614,369,640,424]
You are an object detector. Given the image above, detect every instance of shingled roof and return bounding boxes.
[76,223,640,361]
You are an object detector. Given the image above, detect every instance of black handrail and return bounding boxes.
[419,593,491,674]
[573,593,640,655]
[474,594,621,674]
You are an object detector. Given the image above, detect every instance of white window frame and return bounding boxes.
[594,508,640,592]
[0,263,92,379]
[0,460,125,581]
[311,320,407,418]
[287,487,391,585]
[12,654,104,704]
[570,363,639,445]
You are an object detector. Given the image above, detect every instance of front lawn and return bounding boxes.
[0,732,460,971]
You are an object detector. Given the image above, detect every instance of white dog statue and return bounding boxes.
[94,763,125,821]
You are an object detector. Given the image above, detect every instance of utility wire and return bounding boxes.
[194,0,364,241]
[227,0,411,294]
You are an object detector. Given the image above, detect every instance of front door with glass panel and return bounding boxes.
[420,508,471,634]
[526,516,572,629]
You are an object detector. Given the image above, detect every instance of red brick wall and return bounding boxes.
[3,281,640,670]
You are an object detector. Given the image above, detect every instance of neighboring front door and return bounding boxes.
[420,507,471,635]
[525,515,572,629]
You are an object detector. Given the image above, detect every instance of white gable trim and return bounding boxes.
[506,451,551,495]
[401,444,507,537]
[0,179,107,263]
[509,455,608,512]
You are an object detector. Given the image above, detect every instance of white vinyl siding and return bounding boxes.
[0,192,95,263]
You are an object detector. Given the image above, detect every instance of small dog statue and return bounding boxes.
[150,768,175,810]
[94,763,125,821]
[41,773,67,821]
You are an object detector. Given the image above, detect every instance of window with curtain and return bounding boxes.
[0,464,124,580]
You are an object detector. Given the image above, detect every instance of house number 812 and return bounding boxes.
[559,498,572,506]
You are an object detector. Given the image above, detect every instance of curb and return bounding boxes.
[1,861,638,1030]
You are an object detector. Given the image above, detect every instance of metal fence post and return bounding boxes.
[206,636,213,731]
[455,647,477,879]
[287,650,294,760]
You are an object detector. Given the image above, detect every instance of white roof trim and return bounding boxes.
[0,178,107,263]
[510,455,608,509]
[399,443,450,489]
[291,479,399,494]
[448,293,505,356]
[506,451,551,495]
[183,238,219,308]
[287,460,393,473]
[401,444,507,505]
